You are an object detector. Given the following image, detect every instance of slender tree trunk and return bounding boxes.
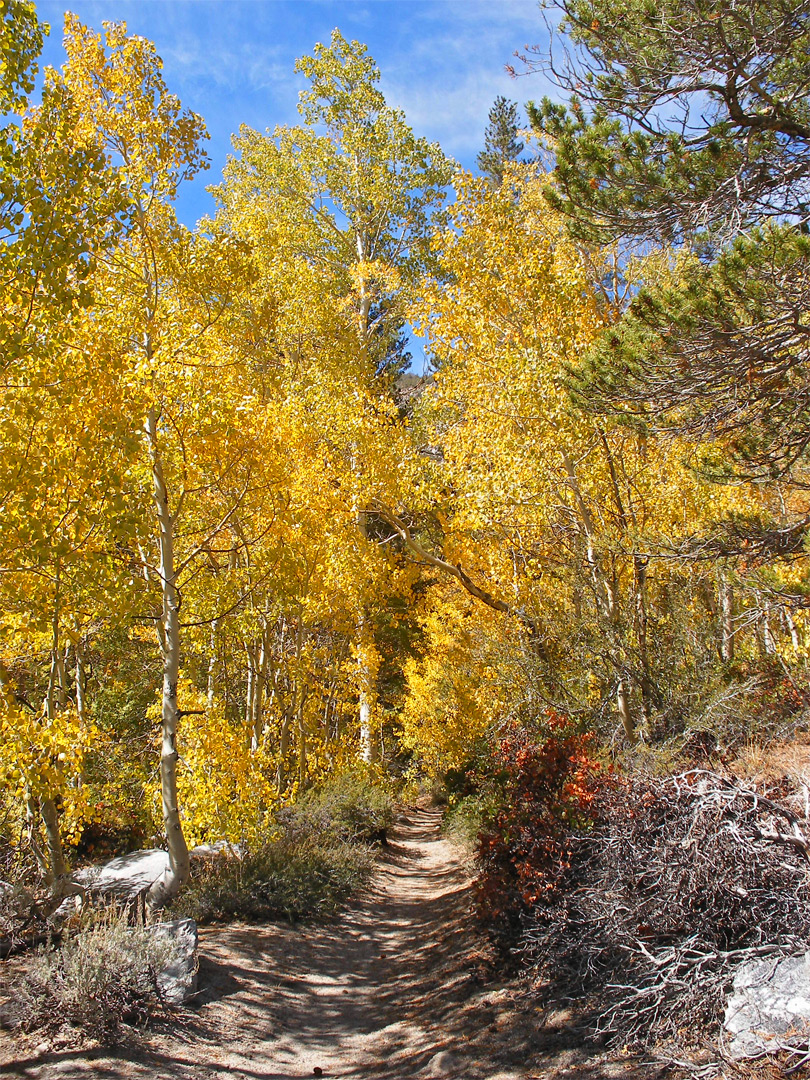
[633,555,655,727]
[25,795,50,879]
[207,620,218,711]
[719,570,735,662]
[74,641,87,787]
[40,609,68,881]
[144,407,190,913]
[298,700,308,789]
[758,595,776,656]
[357,616,378,764]
[251,622,269,751]
[615,679,635,744]
[75,641,86,726]
[562,451,637,742]
[785,608,802,652]
[39,798,67,881]
[278,615,303,790]
[245,642,255,733]
[294,612,309,786]
[277,711,291,790]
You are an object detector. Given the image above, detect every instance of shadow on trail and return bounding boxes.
[0,806,655,1080]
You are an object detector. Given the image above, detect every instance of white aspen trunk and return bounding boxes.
[562,451,636,743]
[720,572,735,662]
[298,703,308,788]
[245,643,255,734]
[278,615,303,789]
[74,641,87,788]
[264,618,283,742]
[323,679,338,743]
[616,679,635,744]
[294,612,308,786]
[634,555,654,728]
[144,407,190,913]
[206,620,218,711]
[75,642,86,725]
[762,611,776,656]
[250,622,269,751]
[350,225,379,757]
[357,616,378,764]
[359,690,375,764]
[40,611,68,881]
[277,711,291,790]
[356,227,372,338]
[785,608,802,651]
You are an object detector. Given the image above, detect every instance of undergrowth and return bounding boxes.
[473,715,601,957]
[469,718,810,1052]
[12,914,175,1044]
[171,769,394,924]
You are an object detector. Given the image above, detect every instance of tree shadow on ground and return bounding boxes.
[0,807,666,1080]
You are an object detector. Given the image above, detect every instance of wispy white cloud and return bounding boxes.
[378,0,559,159]
[34,0,566,224]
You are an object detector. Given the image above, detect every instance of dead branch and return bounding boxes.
[520,771,810,1050]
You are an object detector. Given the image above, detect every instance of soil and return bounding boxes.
[0,806,659,1080]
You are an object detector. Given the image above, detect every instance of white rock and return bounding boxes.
[724,951,810,1057]
[190,840,245,859]
[148,918,198,1004]
[424,1050,462,1076]
[74,849,170,898]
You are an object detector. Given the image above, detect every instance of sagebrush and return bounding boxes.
[172,770,392,924]
[13,915,175,1044]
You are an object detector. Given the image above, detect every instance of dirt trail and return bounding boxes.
[0,807,637,1080]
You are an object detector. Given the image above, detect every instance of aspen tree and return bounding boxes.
[214,30,451,765]
[58,17,258,906]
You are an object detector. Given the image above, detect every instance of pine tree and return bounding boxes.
[477,96,524,187]
[528,0,810,484]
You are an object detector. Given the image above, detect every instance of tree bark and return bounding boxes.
[719,570,735,662]
[40,611,68,881]
[561,454,637,743]
[616,678,635,744]
[357,616,378,764]
[206,620,218,711]
[144,407,190,913]
[75,640,87,726]
[633,555,656,727]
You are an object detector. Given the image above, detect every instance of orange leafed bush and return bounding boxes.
[474,713,605,954]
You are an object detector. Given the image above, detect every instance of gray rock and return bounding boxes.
[74,849,170,899]
[190,840,245,859]
[724,951,810,1057]
[148,918,198,1004]
[424,1050,462,1076]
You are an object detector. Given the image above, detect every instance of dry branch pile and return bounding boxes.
[521,770,810,1048]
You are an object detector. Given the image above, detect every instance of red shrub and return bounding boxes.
[474,715,603,955]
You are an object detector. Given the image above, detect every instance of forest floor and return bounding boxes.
[0,806,665,1080]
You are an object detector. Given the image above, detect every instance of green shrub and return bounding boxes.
[14,914,174,1044]
[442,792,498,849]
[172,837,372,924]
[170,769,393,925]
[289,768,396,844]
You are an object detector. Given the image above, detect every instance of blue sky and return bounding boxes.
[32,1,558,371]
[35,0,557,227]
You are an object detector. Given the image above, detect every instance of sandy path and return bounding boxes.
[0,807,632,1080]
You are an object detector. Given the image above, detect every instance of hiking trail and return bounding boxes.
[1,806,645,1080]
